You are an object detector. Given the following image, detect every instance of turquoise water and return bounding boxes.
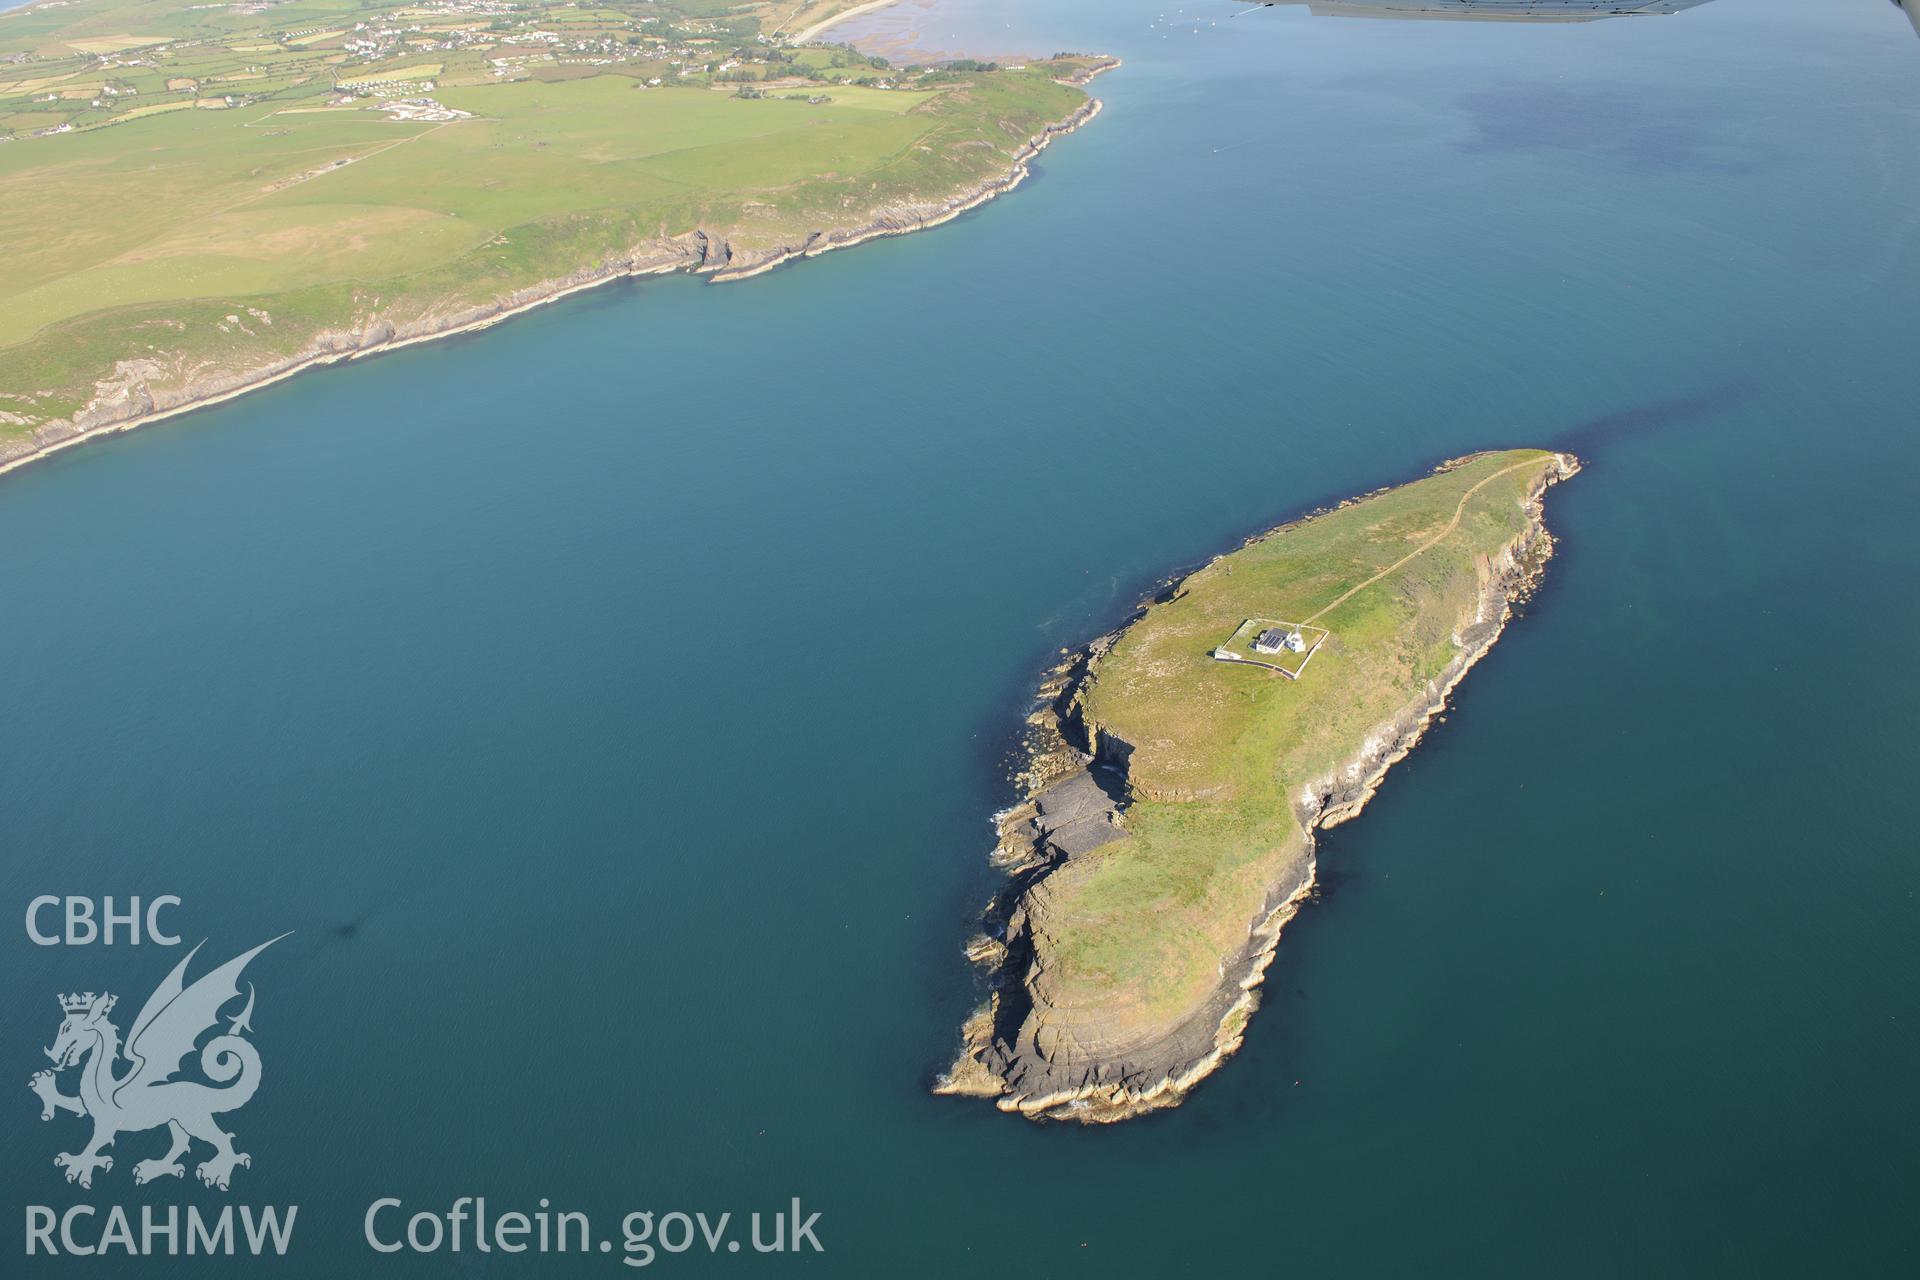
[4,0,1919,1274]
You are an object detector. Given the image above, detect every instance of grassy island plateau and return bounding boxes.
[942,450,1581,1122]
[0,0,1112,473]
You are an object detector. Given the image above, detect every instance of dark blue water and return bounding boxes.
[4,0,1918,1274]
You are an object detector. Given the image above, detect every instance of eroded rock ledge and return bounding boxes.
[939,453,1581,1122]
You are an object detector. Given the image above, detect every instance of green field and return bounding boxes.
[0,0,1101,452]
[1030,453,1567,1040]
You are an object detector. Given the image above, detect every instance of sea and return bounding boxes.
[2,0,1917,1274]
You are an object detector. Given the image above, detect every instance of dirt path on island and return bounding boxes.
[1302,457,1542,627]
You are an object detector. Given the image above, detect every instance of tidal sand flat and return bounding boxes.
[943,450,1579,1121]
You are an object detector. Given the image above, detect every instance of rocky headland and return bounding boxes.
[940,451,1580,1122]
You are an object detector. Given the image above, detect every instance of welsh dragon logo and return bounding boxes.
[28,936,285,1191]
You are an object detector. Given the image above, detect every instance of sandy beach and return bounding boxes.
[788,0,905,44]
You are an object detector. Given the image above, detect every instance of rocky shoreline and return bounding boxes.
[939,453,1582,1122]
[708,84,1110,282]
[0,60,1116,482]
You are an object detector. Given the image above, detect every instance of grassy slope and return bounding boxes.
[0,0,1093,442]
[1048,451,1557,1030]
[0,79,966,346]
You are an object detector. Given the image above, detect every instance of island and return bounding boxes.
[940,449,1580,1122]
[0,0,1113,474]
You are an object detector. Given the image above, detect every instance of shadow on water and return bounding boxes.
[1454,83,1775,173]
[1547,380,1752,457]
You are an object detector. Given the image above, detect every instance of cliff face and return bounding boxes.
[708,94,1104,282]
[0,236,696,472]
[0,81,1112,479]
[941,454,1580,1122]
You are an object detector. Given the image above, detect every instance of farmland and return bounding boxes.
[0,0,1109,462]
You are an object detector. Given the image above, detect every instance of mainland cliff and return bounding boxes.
[0,57,1117,479]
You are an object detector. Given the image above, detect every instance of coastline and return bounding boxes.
[789,0,904,45]
[939,454,1582,1122]
[0,261,687,484]
[708,90,1107,283]
[0,60,1116,485]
